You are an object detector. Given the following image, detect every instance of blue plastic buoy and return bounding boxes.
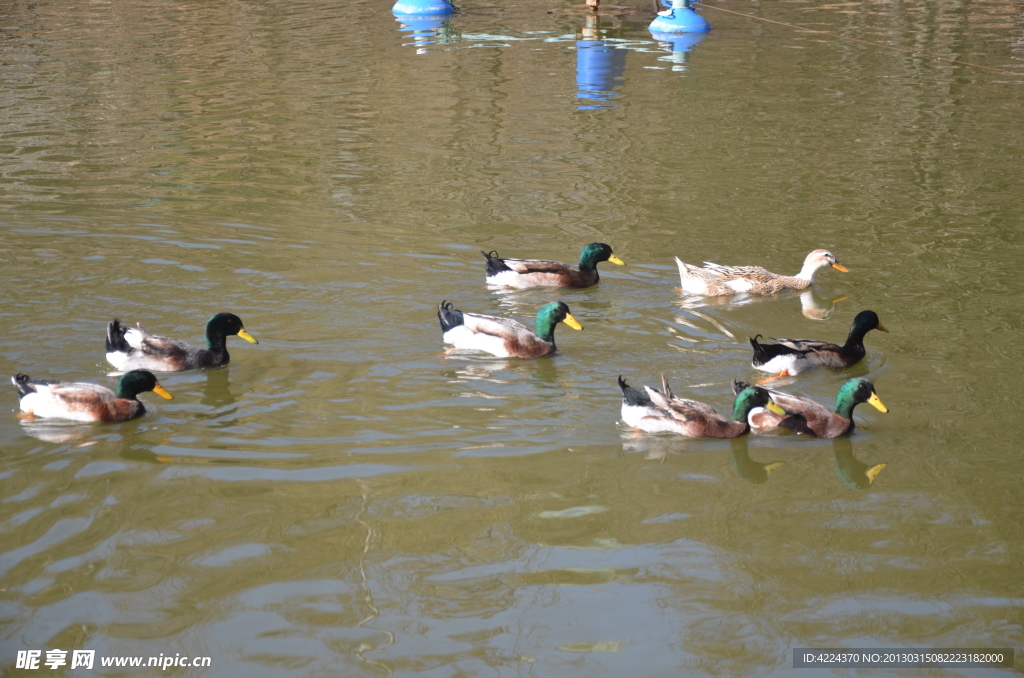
[659,0,699,8]
[649,0,709,33]
[392,0,454,16]
[649,29,707,71]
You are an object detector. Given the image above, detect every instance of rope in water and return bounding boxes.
[701,3,1024,77]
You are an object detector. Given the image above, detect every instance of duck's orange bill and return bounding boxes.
[563,314,584,331]
[152,384,174,400]
[831,263,850,272]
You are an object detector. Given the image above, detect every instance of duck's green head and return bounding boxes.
[205,313,258,350]
[730,387,785,422]
[848,310,888,341]
[835,378,887,418]
[116,370,173,400]
[578,243,625,271]
[534,302,583,342]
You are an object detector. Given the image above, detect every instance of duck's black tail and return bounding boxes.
[481,250,512,277]
[748,335,770,367]
[618,376,652,407]
[438,301,465,333]
[11,373,36,398]
[106,319,130,353]
[731,378,753,395]
[749,334,801,367]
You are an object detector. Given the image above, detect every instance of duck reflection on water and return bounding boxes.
[833,436,887,490]
[200,367,236,408]
[18,419,98,444]
[729,437,784,484]
[677,288,849,321]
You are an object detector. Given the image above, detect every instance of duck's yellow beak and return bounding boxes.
[867,392,888,413]
[237,329,258,344]
[865,462,887,484]
[152,383,173,400]
[831,263,850,272]
[764,461,785,475]
[562,314,583,331]
[608,255,625,266]
[875,322,889,333]
[766,400,786,415]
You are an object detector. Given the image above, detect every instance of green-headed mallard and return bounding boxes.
[749,310,888,377]
[437,300,583,359]
[12,370,172,422]
[675,249,848,296]
[482,243,624,288]
[617,375,785,438]
[732,377,888,437]
[105,313,258,372]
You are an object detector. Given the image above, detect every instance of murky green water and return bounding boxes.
[2,0,1022,675]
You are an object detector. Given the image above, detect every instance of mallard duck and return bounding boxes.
[437,300,583,358]
[105,313,258,372]
[749,310,888,377]
[617,375,785,438]
[674,249,848,296]
[482,243,624,288]
[11,370,172,423]
[732,377,888,437]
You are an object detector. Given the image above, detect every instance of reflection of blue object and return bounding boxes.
[649,30,707,52]
[392,0,454,15]
[394,12,453,50]
[650,29,706,71]
[649,0,710,33]
[576,40,627,110]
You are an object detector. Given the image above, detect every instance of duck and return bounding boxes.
[105,313,258,372]
[481,243,624,288]
[437,300,583,358]
[749,310,888,377]
[617,375,785,438]
[731,377,888,437]
[11,370,172,423]
[675,249,848,296]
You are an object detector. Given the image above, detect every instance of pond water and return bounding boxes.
[1,0,1022,675]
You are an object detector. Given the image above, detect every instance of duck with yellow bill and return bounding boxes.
[11,370,172,423]
[732,377,888,438]
[482,243,624,288]
[437,300,583,359]
[618,375,785,438]
[106,312,258,372]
